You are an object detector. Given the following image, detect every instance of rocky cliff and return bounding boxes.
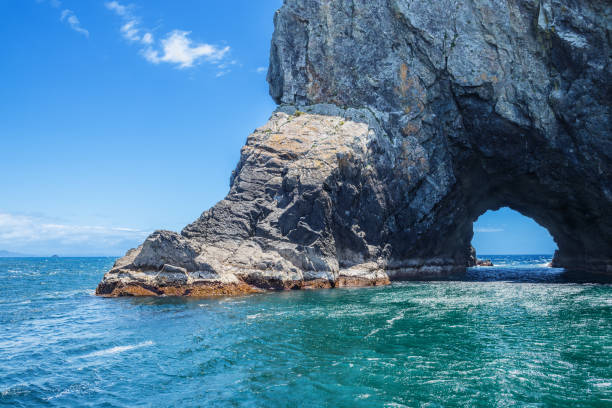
[97,0,611,297]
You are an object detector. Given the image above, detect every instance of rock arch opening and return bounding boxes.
[471,207,558,264]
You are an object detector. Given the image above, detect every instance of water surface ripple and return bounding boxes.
[1,256,610,407]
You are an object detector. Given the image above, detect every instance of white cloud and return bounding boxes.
[144,30,230,68]
[120,20,140,42]
[474,227,504,233]
[256,66,267,73]
[60,9,89,37]
[141,32,153,45]
[106,1,230,71]
[105,1,128,17]
[0,212,149,255]
[105,2,150,44]
[38,1,88,38]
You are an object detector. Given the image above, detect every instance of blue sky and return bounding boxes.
[0,1,557,256]
[473,208,557,255]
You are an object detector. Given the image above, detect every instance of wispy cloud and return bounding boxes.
[105,1,230,71]
[213,59,238,77]
[120,20,140,41]
[104,2,151,45]
[105,0,128,17]
[0,212,149,255]
[474,227,504,233]
[60,9,89,37]
[38,0,89,37]
[256,66,267,74]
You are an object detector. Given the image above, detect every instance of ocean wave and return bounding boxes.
[366,311,405,337]
[45,383,97,401]
[0,299,31,306]
[592,382,611,388]
[1,383,31,398]
[79,341,154,358]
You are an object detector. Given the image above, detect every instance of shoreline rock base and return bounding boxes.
[94,263,467,298]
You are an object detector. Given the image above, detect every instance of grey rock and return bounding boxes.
[267,0,611,275]
[97,0,611,296]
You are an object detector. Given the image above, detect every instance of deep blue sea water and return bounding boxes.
[1,256,611,407]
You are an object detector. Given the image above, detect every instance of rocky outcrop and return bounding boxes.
[97,111,394,296]
[467,247,493,266]
[97,0,611,296]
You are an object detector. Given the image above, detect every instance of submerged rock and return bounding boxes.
[97,0,611,297]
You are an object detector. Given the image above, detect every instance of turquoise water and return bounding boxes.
[1,256,611,407]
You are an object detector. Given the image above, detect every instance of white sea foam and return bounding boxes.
[1,384,30,397]
[45,384,90,401]
[386,312,405,325]
[81,341,154,358]
[366,311,405,337]
[367,328,382,337]
[592,381,611,388]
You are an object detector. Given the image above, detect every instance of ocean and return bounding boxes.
[1,256,610,407]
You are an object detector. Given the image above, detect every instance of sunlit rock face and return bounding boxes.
[97,0,611,296]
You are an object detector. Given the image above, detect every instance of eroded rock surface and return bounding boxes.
[97,0,611,296]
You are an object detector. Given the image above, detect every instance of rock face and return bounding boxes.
[97,0,611,296]
[467,246,493,267]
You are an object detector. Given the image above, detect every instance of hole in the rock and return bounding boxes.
[472,207,558,269]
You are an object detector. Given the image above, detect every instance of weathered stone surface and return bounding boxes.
[97,111,400,295]
[267,0,611,273]
[97,0,611,297]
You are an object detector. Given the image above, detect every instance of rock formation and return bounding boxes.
[97,0,611,297]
